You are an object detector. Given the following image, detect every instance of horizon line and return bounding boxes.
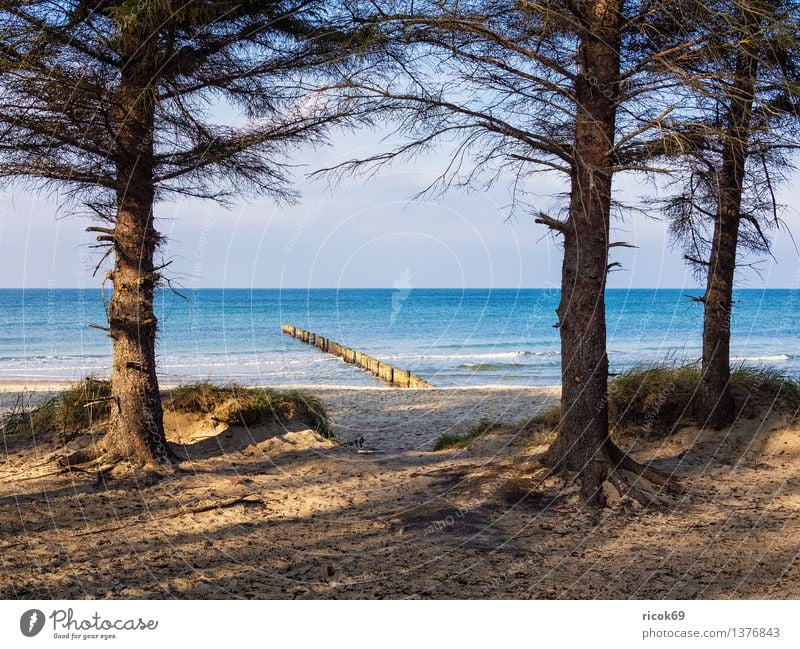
[4,286,798,291]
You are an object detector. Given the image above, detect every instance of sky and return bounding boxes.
[1,126,798,291]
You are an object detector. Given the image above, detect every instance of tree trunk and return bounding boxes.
[92,59,172,466]
[697,26,759,430]
[542,0,622,505]
[698,188,740,429]
[102,185,172,466]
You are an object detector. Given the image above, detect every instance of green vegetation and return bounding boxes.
[1,380,333,443]
[729,366,800,414]
[731,365,800,409]
[167,381,233,414]
[526,405,562,431]
[433,418,504,451]
[608,363,701,435]
[1,378,111,442]
[434,406,562,451]
[609,363,800,436]
[166,382,333,439]
[522,405,562,448]
[431,364,800,451]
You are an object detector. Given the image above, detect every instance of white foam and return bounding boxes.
[731,354,792,362]
[380,350,558,362]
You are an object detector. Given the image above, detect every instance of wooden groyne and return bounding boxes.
[281,324,432,388]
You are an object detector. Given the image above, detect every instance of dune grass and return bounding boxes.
[166,381,333,439]
[432,363,800,451]
[608,363,702,435]
[609,362,800,435]
[434,405,562,451]
[1,379,334,443]
[433,418,504,451]
[526,405,562,430]
[729,365,800,413]
[0,378,112,442]
[522,405,562,447]
[167,381,233,414]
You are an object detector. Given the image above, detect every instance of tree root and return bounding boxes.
[607,443,682,494]
[58,438,177,471]
[600,451,683,508]
[543,438,683,509]
[606,468,652,506]
[58,444,108,468]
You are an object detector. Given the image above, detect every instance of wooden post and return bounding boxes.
[409,373,432,388]
[281,324,432,388]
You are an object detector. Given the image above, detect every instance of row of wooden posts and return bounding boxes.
[281,324,432,388]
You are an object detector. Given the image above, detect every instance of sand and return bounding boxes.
[1,383,799,599]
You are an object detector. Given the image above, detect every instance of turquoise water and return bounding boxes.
[0,288,797,386]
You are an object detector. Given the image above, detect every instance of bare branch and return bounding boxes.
[534,211,568,234]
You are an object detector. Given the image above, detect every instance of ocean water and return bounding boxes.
[0,288,797,386]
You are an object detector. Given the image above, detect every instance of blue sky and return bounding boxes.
[1,126,798,290]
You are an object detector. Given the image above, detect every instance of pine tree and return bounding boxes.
[329,0,711,504]
[664,0,800,428]
[0,0,369,467]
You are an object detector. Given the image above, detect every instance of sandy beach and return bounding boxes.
[0,383,562,449]
[2,381,799,599]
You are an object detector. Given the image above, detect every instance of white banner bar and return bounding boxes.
[1,600,798,648]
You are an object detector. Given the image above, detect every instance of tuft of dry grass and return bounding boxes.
[0,378,112,443]
[608,362,800,436]
[525,405,561,431]
[522,405,561,448]
[434,403,564,452]
[166,382,333,439]
[1,380,334,443]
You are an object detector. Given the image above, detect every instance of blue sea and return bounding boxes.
[0,288,797,386]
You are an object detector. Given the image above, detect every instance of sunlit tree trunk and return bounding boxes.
[102,60,171,466]
[543,0,621,505]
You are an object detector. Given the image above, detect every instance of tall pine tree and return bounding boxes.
[665,0,800,428]
[0,1,370,467]
[331,0,712,504]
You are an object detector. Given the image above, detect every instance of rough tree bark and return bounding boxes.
[697,32,759,430]
[65,48,173,468]
[104,55,173,466]
[542,0,674,505]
